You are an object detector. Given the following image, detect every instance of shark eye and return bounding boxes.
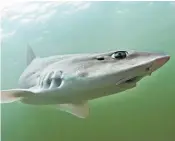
[112,51,128,59]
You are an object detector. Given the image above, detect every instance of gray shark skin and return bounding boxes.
[0,46,170,118]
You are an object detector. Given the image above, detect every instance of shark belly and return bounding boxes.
[20,82,136,105]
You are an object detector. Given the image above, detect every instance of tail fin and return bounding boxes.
[27,44,36,65]
[0,89,34,103]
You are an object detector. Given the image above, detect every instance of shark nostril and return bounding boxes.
[145,67,151,71]
[145,64,153,72]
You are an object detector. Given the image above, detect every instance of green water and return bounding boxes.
[1,1,175,141]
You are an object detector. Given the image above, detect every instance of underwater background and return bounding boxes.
[1,1,175,141]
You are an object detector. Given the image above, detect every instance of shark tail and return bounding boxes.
[0,89,34,103]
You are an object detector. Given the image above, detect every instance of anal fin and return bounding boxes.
[57,101,89,118]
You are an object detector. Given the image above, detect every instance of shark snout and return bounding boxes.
[151,55,170,72]
[155,55,170,66]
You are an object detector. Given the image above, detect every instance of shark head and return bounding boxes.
[18,48,170,97]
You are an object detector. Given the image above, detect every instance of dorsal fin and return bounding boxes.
[27,44,36,65]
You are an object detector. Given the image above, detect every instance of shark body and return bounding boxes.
[1,47,170,118]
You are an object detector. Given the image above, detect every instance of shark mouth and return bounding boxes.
[124,76,144,84]
[116,76,143,86]
[125,77,138,83]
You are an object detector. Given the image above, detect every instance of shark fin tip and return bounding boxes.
[27,44,36,65]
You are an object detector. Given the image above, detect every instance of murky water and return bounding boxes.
[1,1,175,141]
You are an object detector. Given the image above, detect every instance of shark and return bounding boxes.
[0,46,170,118]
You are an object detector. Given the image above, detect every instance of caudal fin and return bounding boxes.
[0,89,34,103]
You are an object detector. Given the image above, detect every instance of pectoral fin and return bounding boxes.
[57,101,89,118]
[0,89,34,103]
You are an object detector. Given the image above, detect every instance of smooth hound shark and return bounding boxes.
[1,47,170,118]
